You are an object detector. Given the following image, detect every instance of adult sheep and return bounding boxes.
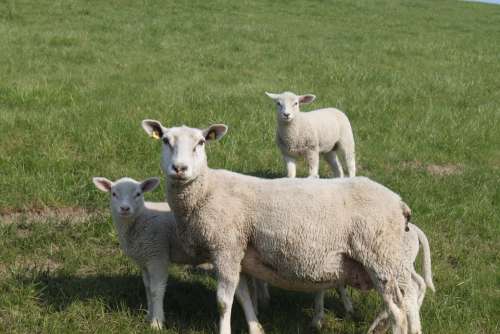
[142,119,413,334]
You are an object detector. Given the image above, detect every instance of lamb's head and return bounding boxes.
[142,120,227,183]
[92,177,160,219]
[265,91,316,123]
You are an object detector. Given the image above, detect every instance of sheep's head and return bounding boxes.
[142,120,227,183]
[265,91,315,123]
[92,177,160,219]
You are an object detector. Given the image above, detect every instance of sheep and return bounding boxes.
[92,176,265,333]
[142,119,416,334]
[311,223,435,332]
[265,91,356,178]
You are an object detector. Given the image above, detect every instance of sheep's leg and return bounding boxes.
[325,150,344,178]
[235,275,265,334]
[367,310,391,334]
[406,280,422,334]
[248,277,259,316]
[256,279,270,309]
[369,270,407,334]
[338,285,354,314]
[147,261,168,330]
[141,270,152,320]
[283,155,296,178]
[411,270,426,309]
[311,290,325,330]
[305,150,320,178]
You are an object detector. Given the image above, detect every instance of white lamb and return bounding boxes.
[265,91,356,178]
[92,176,264,333]
[142,119,418,334]
[311,222,435,333]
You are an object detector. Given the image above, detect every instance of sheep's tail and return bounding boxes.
[401,201,411,232]
[413,224,436,292]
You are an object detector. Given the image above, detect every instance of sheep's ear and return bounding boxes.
[93,177,113,192]
[140,177,160,193]
[298,94,316,104]
[203,124,228,142]
[142,119,166,140]
[265,92,280,100]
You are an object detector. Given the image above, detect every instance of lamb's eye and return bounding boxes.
[135,192,141,198]
[112,192,117,197]
[293,102,298,106]
[162,137,171,147]
[276,102,281,107]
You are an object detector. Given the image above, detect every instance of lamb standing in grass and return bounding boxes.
[265,91,356,178]
[311,222,435,333]
[142,119,416,334]
[92,177,264,333]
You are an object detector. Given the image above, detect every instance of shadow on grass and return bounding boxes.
[23,270,365,333]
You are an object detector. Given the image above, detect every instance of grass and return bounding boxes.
[0,0,499,332]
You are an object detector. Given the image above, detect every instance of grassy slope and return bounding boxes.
[0,0,499,333]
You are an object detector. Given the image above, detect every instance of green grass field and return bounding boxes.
[1,0,499,333]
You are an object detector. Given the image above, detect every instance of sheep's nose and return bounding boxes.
[172,164,188,173]
[283,113,291,118]
[120,206,130,212]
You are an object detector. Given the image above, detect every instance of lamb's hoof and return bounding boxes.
[150,319,163,330]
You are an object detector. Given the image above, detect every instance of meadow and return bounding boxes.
[1,0,499,333]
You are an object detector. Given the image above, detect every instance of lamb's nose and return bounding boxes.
[172,164,188,173]
[120,206,130,212]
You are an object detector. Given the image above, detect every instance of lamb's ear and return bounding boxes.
[265,92,280,100]
[298,94,316,104]
[140,177,160,193]
[203,124,228,142]
[93,177,113,192]
[142,119,166,140]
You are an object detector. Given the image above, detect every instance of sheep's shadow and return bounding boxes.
[23,270,366,333]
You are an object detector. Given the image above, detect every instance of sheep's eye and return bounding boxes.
[276,102,281,107]
[135,192,141,197]
[293,102,298,106]
[162,137,171,147]
[112,192,117,197]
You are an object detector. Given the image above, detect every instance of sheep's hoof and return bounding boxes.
[310,317,323,331]
[150,319,163,330]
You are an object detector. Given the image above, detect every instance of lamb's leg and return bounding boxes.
[324,150,344,178]
[311,290,325,330]
[235,275,265,334]
[305,150,320,178]
[147,261,168,330]
[141,270,152,320]
[338,285,354,314]
[337,136,356,177]
[283,155,297,178]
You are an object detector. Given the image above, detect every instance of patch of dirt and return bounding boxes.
[399,160,464,176]
[0,207,105,225]
[426,164,464,176]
